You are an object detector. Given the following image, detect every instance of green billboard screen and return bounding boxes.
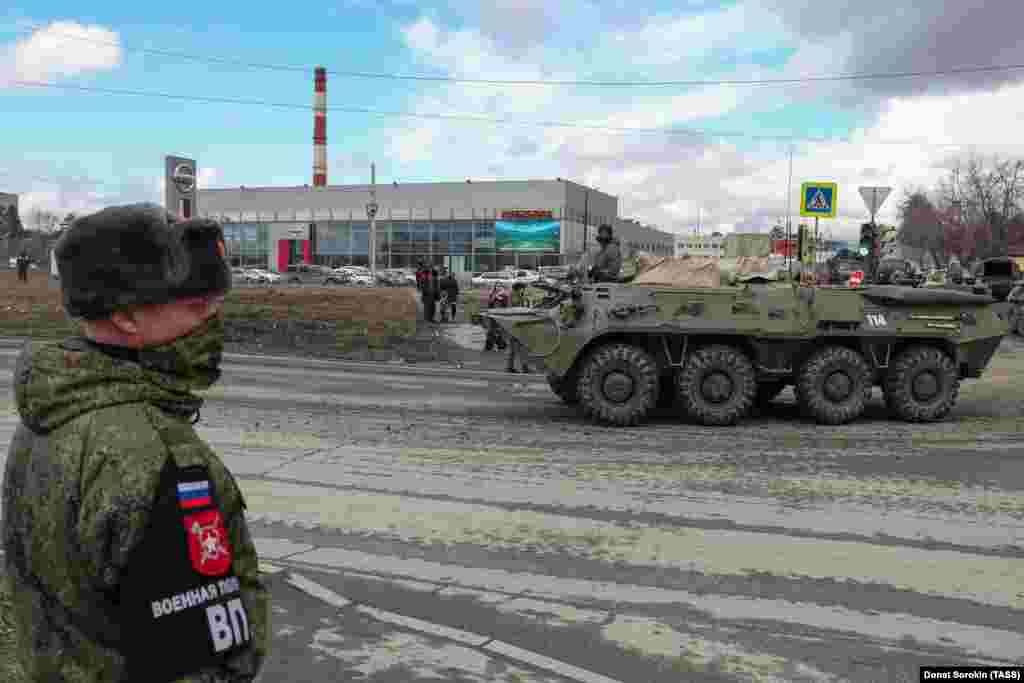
[495,219,560,251]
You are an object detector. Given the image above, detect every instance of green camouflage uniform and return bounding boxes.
[2,338,269,682]
[510,287,529,307]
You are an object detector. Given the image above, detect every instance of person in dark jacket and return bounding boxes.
[439,269,459,322]
[415,261,428,292]
[16,251,30,282]
[423,267,440,323]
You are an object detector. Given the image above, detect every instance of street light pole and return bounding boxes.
[786,141,794,276]
[367,163,379,278]
[583,190,590,257]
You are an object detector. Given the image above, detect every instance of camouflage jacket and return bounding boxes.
[2,338,269,682]
[573,240,623,283]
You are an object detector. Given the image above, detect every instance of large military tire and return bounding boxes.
[796,346,872,425]
[577,344,659,426]
[547,372,580,405]
[677,345,757,426]
[883,346,959,422]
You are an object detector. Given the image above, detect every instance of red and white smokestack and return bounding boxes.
[313,66,327,187]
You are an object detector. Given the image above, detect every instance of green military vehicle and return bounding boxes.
[481,280,1009,427]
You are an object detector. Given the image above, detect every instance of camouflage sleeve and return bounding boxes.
[75,420,168,596]
[594,244,623,278]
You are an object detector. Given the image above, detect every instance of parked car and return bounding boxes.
[470,269,538,288]
[323,272,352,285]
[349,273,375,286]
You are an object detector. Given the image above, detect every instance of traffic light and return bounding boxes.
[859,223,875,257]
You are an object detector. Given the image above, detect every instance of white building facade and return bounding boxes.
[675,233,725,258]
[196,179,619,274]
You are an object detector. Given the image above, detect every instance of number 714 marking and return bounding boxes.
[866,313,888,327]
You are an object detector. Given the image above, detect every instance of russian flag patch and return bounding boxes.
[177,480,213,509]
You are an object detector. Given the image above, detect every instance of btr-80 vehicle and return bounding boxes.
[481,280,1009,427]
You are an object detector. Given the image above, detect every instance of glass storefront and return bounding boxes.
[222,219,563,272]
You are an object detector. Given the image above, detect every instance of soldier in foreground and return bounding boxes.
[2,204,268,682]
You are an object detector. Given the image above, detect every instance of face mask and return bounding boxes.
[137,313,226,390]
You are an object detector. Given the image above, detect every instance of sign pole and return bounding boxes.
[786,143,793,277]
[366,163,379,279]
[814,217,819,269]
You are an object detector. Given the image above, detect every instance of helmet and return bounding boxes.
[55,203,231,320]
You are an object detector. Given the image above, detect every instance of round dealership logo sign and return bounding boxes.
[172,163,196,194]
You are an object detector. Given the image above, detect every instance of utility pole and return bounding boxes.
[786,142,794,276]
[366,163,379,278]
[583,190,590,256]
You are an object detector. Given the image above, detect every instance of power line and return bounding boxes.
[8,20,1024,88]
[7,78,993,147]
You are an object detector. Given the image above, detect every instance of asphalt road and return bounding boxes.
[0,344,1022,682]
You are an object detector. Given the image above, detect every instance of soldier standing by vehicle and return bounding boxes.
[483,284,510,352]
[2,204,268,682]
[506,281,533,373]
[439,268,459,323]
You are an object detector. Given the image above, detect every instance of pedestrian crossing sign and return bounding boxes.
[800,182,838,218]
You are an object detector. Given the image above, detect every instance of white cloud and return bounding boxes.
[197,167,219,189]
[378,4,1024,241]
[0,20,122,89]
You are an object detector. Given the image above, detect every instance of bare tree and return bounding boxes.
[898,189,946,267]
[936,154,1024,258]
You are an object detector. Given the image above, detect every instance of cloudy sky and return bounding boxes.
[2,1,1023,239]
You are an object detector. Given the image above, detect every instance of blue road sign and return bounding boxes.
[800,182,838,218]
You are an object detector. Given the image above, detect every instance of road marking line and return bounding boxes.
[258,562,284,575]
[284,570,626,683]
[355,605,491,647]
[262,545,1024,663]
[285,572,351,610]
[484,640,626,683]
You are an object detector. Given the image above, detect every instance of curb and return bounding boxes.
[0,338,545,384]
[284,571,625,683]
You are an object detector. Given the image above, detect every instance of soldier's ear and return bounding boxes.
[109,307,143,335]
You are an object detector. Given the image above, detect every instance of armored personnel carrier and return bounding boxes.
[481,279,1009,427]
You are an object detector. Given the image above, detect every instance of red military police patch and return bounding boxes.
[216,239,226,259]
[183,509,233,576]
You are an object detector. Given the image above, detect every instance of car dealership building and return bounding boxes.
[193,176,673,274]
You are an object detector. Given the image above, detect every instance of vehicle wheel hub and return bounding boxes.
[912,371,939,401]
[701,372,734,404]
[823,371,853,402]
[603,372,635,403]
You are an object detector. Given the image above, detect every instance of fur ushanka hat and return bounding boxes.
[54,203,231,320]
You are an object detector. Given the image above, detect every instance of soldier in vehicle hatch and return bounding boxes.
[573,223,623,283]
[2,204,268,682]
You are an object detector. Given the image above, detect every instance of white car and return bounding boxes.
[471,270,538,288]
[243,269,272,283]
[349,274,375,286]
